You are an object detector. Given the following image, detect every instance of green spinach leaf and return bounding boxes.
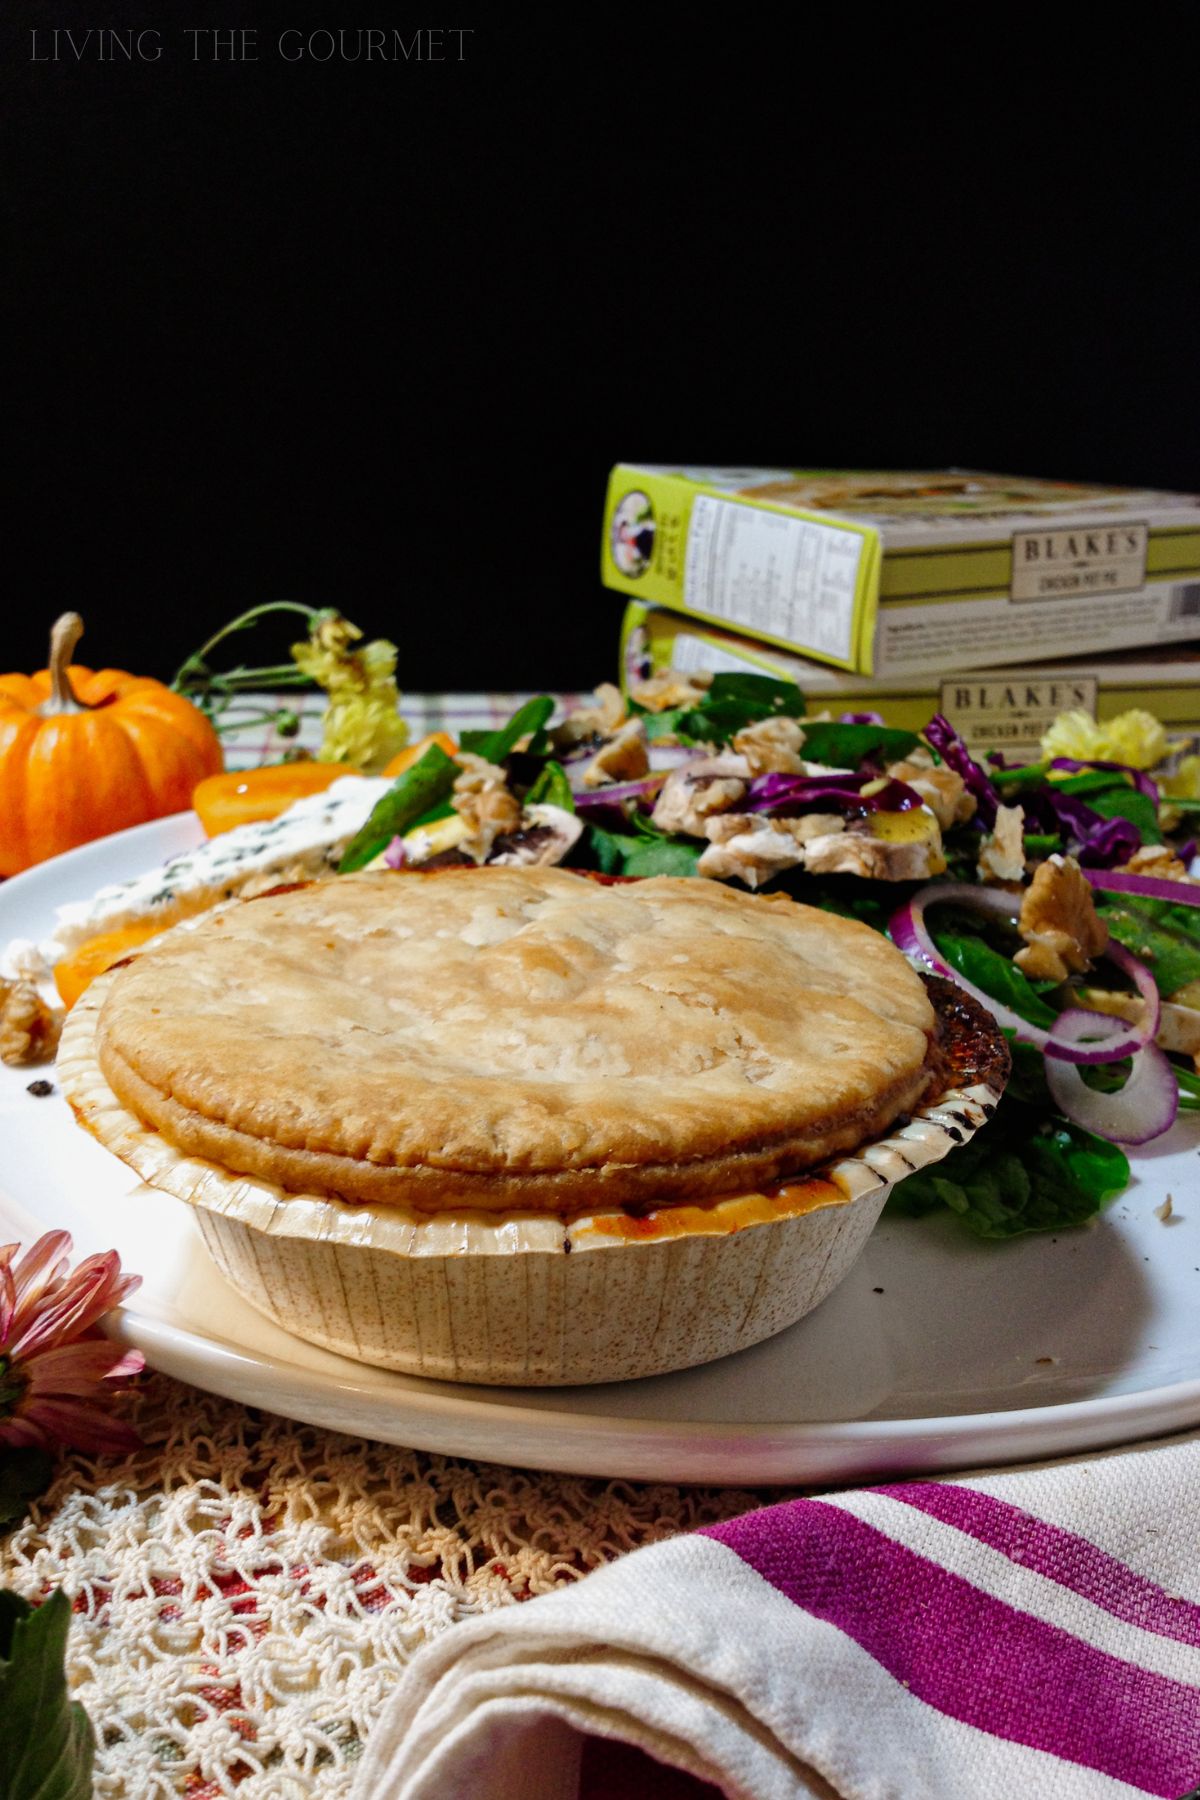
[525,760,575,811]
[1084,785,1162,843]
[1099,900,1200,998]
[584,823,702,878]
[888,1100,1129,1238]
[793,721,923,767]
[458,695,556,763]
[928,914,1060,1028]
[671,672,806,745]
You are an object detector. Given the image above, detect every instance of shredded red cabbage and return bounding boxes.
[838,710,885,726]
[1021,789,1143,867]
[746,772,924,817]
[923,714,1000,827]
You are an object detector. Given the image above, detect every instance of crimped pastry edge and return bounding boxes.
[96,1028,935,1213]
[91,868,939,1211]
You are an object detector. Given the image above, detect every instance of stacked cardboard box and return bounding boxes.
[621,602,1200,757]
[602,466,1200,680]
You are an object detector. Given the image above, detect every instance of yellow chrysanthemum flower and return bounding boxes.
[1162,754,1200,803]
[1039,710,1110,763]
[1040,707,1169,771]
[292,613,409,772]
[1101,709,1169,771]
[320,690,410,770]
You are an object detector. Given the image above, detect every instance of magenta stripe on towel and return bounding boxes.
[878,1482,1200,1650]
[702,1500,1200,1797]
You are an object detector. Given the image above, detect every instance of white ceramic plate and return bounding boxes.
[3,817,1200,1486]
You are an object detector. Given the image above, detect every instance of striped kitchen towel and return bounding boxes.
[354,1430,1200,1800]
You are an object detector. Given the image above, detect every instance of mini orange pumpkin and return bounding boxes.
[0,612,224,876]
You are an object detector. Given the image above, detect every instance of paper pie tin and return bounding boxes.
[59,973,1005,1387]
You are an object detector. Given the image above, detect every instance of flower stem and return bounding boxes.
[171,602,329,714]
[214,707,305,736]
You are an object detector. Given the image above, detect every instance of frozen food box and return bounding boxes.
[602,466,1200,677]
[621,601,1200,758]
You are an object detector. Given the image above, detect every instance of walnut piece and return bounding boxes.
[731,716,807,776]
[553,682,628,748]
[629,669,712,713]
[582,718,649,788]
[1015,854,1108,983]
[1,978,63,1065]
[887,758,976,830]
[977,803,1026,884]
[452,754,523,862]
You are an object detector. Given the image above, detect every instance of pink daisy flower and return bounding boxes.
[0,1230,145,1455]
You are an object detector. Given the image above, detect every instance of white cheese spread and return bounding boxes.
[9,776,390,974]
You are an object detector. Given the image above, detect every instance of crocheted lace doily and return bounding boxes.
[1,1372,763,1798]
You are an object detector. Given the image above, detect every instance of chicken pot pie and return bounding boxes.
[93,869,938,1213]
[62,868,1008,1384]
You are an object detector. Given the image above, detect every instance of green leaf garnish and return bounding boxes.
[926,905,1061,1027]
[789,721,923,768]
[525,760,575,811]
[888,1101,1129,1238]
[1098,899,1200,998]
[338,744,459,873]
[670,672,807,745]
[1084,786,1162,843]
[0,1589,96,1800]
[585,822,702,877]
[934,931,1060,1028]
[458,696,556,764]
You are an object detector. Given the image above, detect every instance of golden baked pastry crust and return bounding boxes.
[96,868,937,1212]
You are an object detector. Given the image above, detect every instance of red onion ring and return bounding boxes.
[1043,1040,1180,1145]
[888,884,1157,1064]
[1083,868,1200,907]
[1043,941,1160,1065]
[888,883,1047,1042]
[572,773,667,808]
[648,744,706,772]
[888,880,1181,1142]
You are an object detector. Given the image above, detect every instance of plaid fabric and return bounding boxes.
[217,692,589,770]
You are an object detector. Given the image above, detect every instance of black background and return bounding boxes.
[4,9,1198,695]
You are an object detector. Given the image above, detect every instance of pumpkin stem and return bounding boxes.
[42,612,88,715]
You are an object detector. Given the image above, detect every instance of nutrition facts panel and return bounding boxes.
[683,494,866,663]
